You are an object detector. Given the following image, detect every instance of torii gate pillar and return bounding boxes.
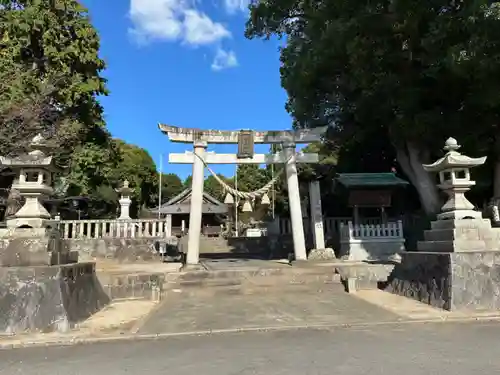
[186,141,206,265]
[284,142,307,260]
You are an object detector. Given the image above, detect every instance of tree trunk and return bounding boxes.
[493,160,500,199]
[395,141,441,216]
[493,132,500,199]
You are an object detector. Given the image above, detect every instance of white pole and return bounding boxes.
[271,144,275,219]
[235,164,239,236]
[158,154,162,219]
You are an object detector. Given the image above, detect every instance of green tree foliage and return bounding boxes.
[204,174,228,202]
[236,164,270,193]
[112,140,157,211]
[158,173,184,204]
[246,0,500,215]
[0,0,123,217]
[183,175,192,189]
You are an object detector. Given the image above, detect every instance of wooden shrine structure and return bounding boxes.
[150,188,228,236]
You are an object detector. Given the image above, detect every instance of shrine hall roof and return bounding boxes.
[149,187,228,215]
[336,173,409,188]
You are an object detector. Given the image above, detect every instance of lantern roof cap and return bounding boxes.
[423,137,486,172]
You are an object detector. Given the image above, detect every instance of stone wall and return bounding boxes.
[384,251,500,311]
[64,238,161,263]
[384,252,452,310]
[451,252,500,310]
[0,262,110,334]
[226,236,296,258]
[97,272,164,301]
[65,235,310,262]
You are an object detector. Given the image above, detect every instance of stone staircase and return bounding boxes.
[95,257,398,301]
[162,261,345,296]
[199,236,234,254]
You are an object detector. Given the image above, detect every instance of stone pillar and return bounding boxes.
[186,141,207,265]
[118,197,131,220]
[309,181,325,250]
[165,214,172,237]
[284,143,307,261]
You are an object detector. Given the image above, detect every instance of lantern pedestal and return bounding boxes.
[385,137,500,312]
[0,136,109,334]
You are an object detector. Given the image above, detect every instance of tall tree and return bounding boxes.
[158,173,184,204]
[112,140,157,211]
[0,0,117,209]
[246,0,500,215]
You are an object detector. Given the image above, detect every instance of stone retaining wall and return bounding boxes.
[384,251,500,311]
[64,238,161,262]
[0,262,110,334]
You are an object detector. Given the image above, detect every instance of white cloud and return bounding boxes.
[211,47,238,71]
[129,0,231,46]
[223,0,249,14]
[183,9,231,45]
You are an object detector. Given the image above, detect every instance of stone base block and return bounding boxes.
[341,240,405,261]
[97,272,164,301]
[419,218,500,252]
[0,231,73,267]
[307,248,336,261]
[384,251,500,311]
[0,262,110,334]
[337,263,395,290]
[6,217,51,229]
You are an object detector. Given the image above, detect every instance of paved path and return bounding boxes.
[137,284,402,334]
[1,322,500,374]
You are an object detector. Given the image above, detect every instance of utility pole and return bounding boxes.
[158,154,162,219]
[271,143,275,219]
[235,164,239,236]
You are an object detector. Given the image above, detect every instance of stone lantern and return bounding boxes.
[116,180,133,220]
[0,134,58,229]
[423,137,486,220]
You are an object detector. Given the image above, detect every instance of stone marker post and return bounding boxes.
[309,181,325,250]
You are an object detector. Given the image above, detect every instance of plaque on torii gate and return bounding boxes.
[159,124,327,266]
[237,130,254,159]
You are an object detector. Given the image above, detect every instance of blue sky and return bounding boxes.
[81,0,292,180]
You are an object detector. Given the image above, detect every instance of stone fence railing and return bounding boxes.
[339,220,404,241]
[55,216,404,241]
[56,219,169,239]
[275,217,391,238]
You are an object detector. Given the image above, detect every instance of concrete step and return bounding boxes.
[167,281,346,297]
[162,265,342,292]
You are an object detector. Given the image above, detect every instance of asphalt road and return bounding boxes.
[1,321,499,375]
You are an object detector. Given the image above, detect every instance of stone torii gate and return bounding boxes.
[159,124,326,266]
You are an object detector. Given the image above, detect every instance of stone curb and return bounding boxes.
[1,314,500,350]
